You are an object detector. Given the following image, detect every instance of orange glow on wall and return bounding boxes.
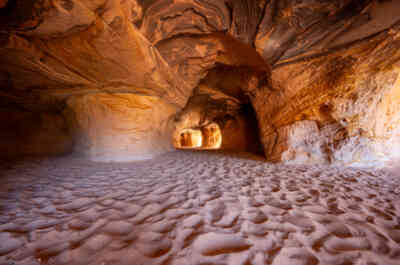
[201,123,222,149]
[176,129,203,148]
[174,123,222,150]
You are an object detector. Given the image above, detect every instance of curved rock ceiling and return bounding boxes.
[0,0,400,165]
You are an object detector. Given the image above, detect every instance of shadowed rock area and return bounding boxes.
[0,0,400,264]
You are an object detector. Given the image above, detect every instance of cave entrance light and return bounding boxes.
[201,123,222,149]
[175,123,222,150]
[177,128,203,149]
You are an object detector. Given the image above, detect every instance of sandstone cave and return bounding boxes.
[1,1,400,265]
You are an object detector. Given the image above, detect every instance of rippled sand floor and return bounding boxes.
[0,151,400,265]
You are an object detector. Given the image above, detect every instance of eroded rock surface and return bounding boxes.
[0,0,400,164]
[247,24,400,166]
[0,0,190,160]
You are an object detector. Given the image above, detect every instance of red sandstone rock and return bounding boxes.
[0,0,399,165]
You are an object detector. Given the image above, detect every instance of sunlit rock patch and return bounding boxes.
[174,123,222,150]
[202,123,222,149]
[175,128,203,149]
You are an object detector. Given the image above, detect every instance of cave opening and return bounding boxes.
[175,123,222,150]
[176,128,203,149]
[172,62,265,156]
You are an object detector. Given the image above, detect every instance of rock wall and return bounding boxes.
[1,0,400,164]
[0,109,73,157]
[0,0,190,160]
[139,0,400,69]
[247,23,400,166]
[135,0,400,165]
[255,0,400,65]
[66,93,177,161]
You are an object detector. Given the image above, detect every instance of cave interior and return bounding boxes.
[1,0,400,265]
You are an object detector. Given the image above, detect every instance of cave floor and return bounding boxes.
[0,151,400,265]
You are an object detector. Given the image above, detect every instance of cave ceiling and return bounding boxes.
[0,0,399,164]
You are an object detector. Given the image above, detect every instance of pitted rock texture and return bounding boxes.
[1,151,400,265]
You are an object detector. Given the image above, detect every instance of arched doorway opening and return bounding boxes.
[201,123,222,149]
[176,128,203,149]
[174,123,222,150]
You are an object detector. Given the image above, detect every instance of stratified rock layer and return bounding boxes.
[139,0,400,165]
[0,0,399,164]
[249,24,400,166]
[0,0,190,160]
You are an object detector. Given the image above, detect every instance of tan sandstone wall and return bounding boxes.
[66,93,178,161]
